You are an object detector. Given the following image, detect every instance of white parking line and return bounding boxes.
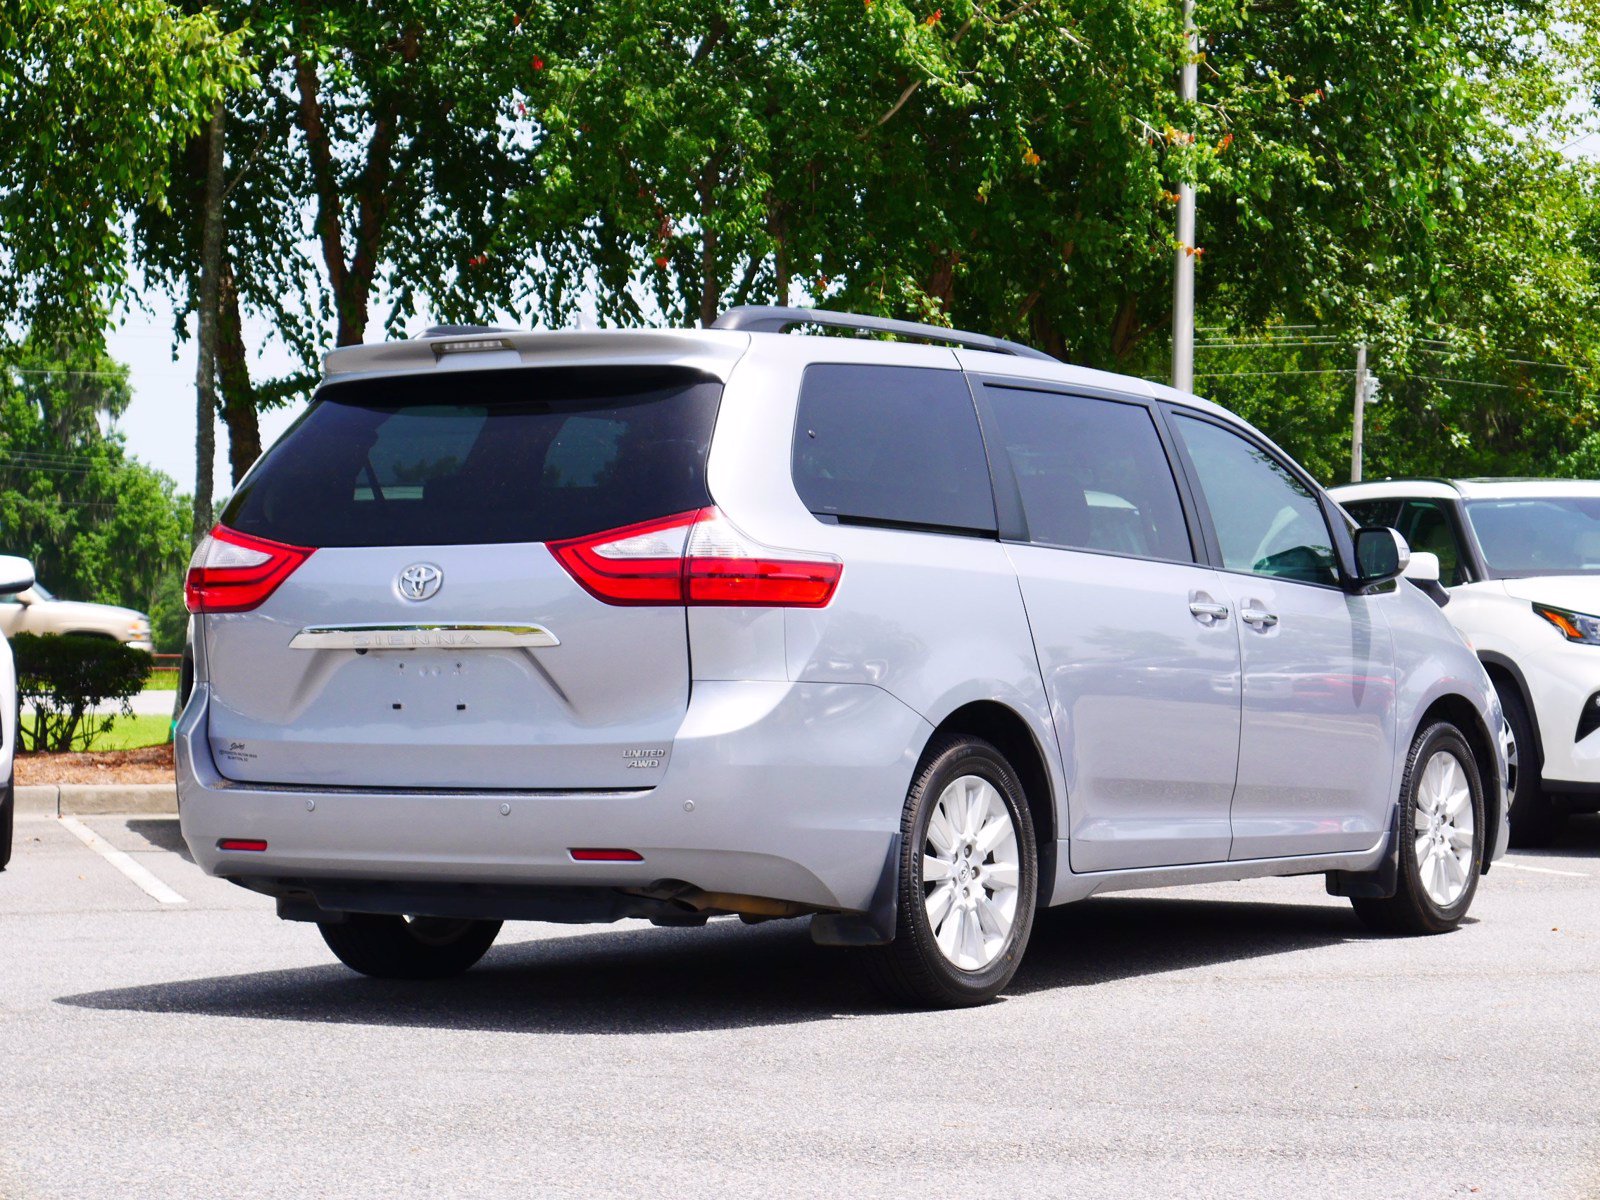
[58,816,187,905]
[1498,859,1590,878]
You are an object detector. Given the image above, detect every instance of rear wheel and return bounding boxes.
[1497,683,1566,848]
[318,914,502,979]
[867,734,1037,1008]
[1352,722,1485,935]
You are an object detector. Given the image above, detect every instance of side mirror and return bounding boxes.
[0,555,34,596]
[1402,551,1441,585]
[1352,526,1409,588]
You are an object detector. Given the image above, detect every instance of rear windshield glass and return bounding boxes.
[221,366,721,547]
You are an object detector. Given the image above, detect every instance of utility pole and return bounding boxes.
[1350,341,1368,483]
[1170,0,1198,393]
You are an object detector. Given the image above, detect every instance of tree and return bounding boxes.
[509,0,1600,482]
[135,0,537,485]
[0,0,248,338]
[0,336,192,650]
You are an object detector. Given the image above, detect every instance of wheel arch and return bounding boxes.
[923,699,1058,904]
[1478,651,1541,768]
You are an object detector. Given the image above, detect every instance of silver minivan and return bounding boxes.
[176,307,1510,1007]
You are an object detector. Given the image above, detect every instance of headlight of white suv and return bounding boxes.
[1532,602,1600,644]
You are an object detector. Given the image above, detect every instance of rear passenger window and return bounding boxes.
[985,387,1192,562]
[792,365,996,534]
[1342,498,1398,529]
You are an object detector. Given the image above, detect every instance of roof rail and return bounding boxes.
[712,305,1056,362]
[417,324,512,339]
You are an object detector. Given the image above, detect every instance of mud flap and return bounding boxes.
[809,834,900,947]
[1325,804,1401,899]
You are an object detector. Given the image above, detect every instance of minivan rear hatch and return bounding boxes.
[199,360,723,790]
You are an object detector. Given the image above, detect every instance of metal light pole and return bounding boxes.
[1350,342,1368,482]
[1170,0,1197,393]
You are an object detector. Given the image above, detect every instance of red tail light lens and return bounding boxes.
[185,525,315,614]
[549,507,842,608]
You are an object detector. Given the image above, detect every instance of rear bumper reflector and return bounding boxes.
[569,848,644,862]
[218,839,269,852]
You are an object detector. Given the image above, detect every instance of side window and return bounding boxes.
[793,365,996,533]
[1173,414,1339,586]
[1342,498,1398,529]
[985,387,1192,562]
[1396,500,1470,586]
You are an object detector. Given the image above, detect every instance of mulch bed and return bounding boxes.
[14,743,176,786]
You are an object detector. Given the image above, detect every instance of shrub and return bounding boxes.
[10,632,152,752]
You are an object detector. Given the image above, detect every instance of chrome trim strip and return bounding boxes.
[289,623,560,650]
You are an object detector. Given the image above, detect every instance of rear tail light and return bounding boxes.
[185,525,315,614]
[549,507,841,608]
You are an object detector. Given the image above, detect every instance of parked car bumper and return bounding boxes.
[176,679,929,915]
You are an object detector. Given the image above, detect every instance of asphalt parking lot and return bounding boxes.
[2,812,1598,1200]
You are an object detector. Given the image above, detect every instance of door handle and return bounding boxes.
[1188,598,1230,622]
[1240,607,1278,628]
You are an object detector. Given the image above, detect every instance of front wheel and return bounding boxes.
[866,734,1038,1008]
[318,914,502,979]
[1498,684,1566,848]
[1351,722,1485,935]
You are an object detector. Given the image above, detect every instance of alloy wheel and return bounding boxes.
[922,774,1022,970]
[1413,749,1476,907]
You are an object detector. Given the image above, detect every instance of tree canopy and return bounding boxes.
[0,0,248,336]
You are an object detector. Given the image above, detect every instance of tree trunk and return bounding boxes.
[192,101,225,543]
[217,260,260,484]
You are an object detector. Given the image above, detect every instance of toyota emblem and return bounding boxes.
[396,562,444,601]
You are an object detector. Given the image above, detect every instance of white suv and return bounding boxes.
[1334,478,1600,845]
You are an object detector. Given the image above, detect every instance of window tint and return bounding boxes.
[986,387,1191,561]
[1174,414,1338,586]
[222,366,721,547]
[1396,500,1470,586]
[793,365,996,533]
[1342,498,1398,529]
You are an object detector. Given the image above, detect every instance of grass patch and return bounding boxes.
[87,713,172,751]
[144,671,180,691]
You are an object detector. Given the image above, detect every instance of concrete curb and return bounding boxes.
[14,784,177,817]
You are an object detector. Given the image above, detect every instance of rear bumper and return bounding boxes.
[176,680,929,914]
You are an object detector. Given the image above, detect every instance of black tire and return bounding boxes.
[0,769,13,871]
[1352,722,1485,935]
[318,914,502,979]
[866,734,1038,1008]
[1497,683,1566,848]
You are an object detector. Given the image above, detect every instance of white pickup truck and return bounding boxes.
[0,581,151,653]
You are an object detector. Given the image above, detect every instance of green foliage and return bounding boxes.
[0,335,192,647]
[504,0,1600,485]
[136,0,536,387]
[0,0,250,336]
[11,633,152,753]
